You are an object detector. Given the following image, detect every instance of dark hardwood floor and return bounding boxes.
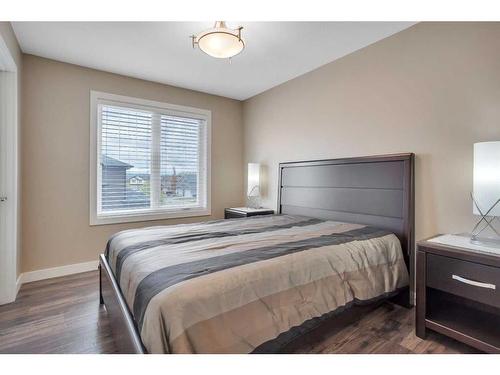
[0,271,116,354]
[0,271,479,354]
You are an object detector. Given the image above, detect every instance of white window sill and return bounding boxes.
[90,207,211,226]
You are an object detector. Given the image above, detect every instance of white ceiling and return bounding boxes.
[12,22,415,100]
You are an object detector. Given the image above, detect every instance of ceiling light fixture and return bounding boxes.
[191,21,245,60]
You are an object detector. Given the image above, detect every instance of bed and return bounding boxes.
[99,153,414,354]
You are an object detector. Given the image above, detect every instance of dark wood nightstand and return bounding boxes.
[224,207,274,219]
[416,235,500,353]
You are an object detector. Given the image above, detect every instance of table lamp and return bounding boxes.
[471,141,500,245]
[247,163,261,209]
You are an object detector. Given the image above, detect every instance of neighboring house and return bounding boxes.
[101,155,150,210]
[128,176,144,186]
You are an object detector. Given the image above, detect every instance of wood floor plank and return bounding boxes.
[0,270,481,354]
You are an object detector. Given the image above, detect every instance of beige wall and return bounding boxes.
[243,22,500,242]
[0,22,22,277]
[22,55,244,272]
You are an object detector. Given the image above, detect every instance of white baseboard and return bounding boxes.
[20,260,99,285]
[0,276,24,305]
[16,275,22,295]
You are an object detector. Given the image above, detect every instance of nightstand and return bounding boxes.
[224,207,274,219]
[416,235,500,353]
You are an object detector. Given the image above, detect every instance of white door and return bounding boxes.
[0,35,19,305]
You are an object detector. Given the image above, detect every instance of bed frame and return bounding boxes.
[99,152,414,354]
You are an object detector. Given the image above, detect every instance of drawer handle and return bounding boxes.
[452,275,496,290]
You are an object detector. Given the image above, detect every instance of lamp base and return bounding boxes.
[470,192,500,240]
[470,235,500,249]
[247,196,261,209]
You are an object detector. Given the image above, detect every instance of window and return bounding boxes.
[90,91,211,225]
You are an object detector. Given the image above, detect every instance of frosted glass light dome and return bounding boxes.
[473,141,500,216]
[192,21,245,59]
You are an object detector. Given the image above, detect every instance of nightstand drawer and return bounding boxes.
[427,253,500,308]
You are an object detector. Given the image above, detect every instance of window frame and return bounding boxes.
[89,90,211,226]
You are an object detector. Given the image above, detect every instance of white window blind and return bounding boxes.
[90,91,211,225]
[100,105,152,213]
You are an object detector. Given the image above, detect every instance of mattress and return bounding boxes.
[105,214,409,353]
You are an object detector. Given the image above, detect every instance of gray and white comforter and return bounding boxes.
[105,214,409,353]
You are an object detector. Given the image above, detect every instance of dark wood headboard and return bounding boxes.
[277,153,415,276]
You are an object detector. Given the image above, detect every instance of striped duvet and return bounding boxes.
[105,214,409,353]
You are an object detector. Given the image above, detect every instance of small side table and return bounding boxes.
[416,234,500,353]
[224,207,274,219]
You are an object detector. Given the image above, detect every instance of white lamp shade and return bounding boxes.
[473,141,500,216]
[247,163,261,197]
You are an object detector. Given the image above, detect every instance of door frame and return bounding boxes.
[0,34,19,305]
